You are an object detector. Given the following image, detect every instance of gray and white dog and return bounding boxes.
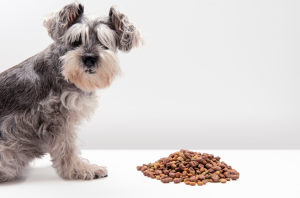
[0,1,143,182]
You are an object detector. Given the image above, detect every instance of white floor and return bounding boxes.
[1,150,299,198]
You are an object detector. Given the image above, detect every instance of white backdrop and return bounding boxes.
[0,0,299,149]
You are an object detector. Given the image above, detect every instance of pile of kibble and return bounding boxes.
[137,149,240,186]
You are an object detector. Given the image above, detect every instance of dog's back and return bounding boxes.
[0,54,41,118]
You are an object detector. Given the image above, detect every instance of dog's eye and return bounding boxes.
[71,38,82,48]
[100,43,108,50]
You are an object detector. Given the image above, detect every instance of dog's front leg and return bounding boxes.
[49,131,107,180]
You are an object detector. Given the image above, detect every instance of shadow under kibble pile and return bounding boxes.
[137,149,240,186]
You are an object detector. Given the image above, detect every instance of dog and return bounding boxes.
[0,1,143,182]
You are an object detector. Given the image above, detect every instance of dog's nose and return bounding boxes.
[82,56,97,67]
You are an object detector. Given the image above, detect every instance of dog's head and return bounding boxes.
[43,1,143,92]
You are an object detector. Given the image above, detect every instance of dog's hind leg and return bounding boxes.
[0,114,43,183]
[0,149,32,182]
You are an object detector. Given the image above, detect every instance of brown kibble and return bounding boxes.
[224,172,230,178]
[190,171,195,176]
[220,178,227,183]
[209,179,213,182]
[184,178,190,182]
[190,176,197,182]
[187,174,193,177]
[156,176,161,180]
[190,182,196,186]
[205,163,213,169]
[161,178,172,183]
[195,157,203,163]
[190,161,199,168]
[179,164,185,170]
[197,181,204,186]
[174,178,182,183]
[211,174,219,182]
[177,156,184,161]
[208,168,214,173]
[202,180,208,184]
[163,170,169,175]
[230,171,240,180]
[143,170,149,176]
[163,158,170,164]
[171,163,177,169]
[141,166,147,172]
[213,166,221,171]
[149,173,156,179]
[155,170,162,175]
[166,162,173,168]
[198,164,204,168]
[199,167,205,173]
[176,172,181,178]
[137,166,143,171]
[169,172,176,178]
[197,175,205,180]
[214,171,220,175]
[220,164,226,169]
[226,178,231,181]
[185,181,191,185]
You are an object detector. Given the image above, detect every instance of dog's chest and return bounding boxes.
[60,90,99,123]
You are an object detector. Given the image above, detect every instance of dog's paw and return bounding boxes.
[93,166,108,179]
[93,174,108,179]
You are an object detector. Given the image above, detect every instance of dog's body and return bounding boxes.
[0,1,143,182]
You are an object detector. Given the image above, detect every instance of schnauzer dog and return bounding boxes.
[0,1,143,182]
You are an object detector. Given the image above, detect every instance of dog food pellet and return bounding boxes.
[161,178,172,183]
[136,149,240,186]
[174,178,182,183]
[197,181,204,186]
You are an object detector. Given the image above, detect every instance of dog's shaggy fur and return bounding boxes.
[0,1,143,182]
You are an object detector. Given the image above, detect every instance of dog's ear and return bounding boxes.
[43,1,84,41]
[109,6,144,52]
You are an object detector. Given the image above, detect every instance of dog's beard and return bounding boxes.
[60,46,121,92]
